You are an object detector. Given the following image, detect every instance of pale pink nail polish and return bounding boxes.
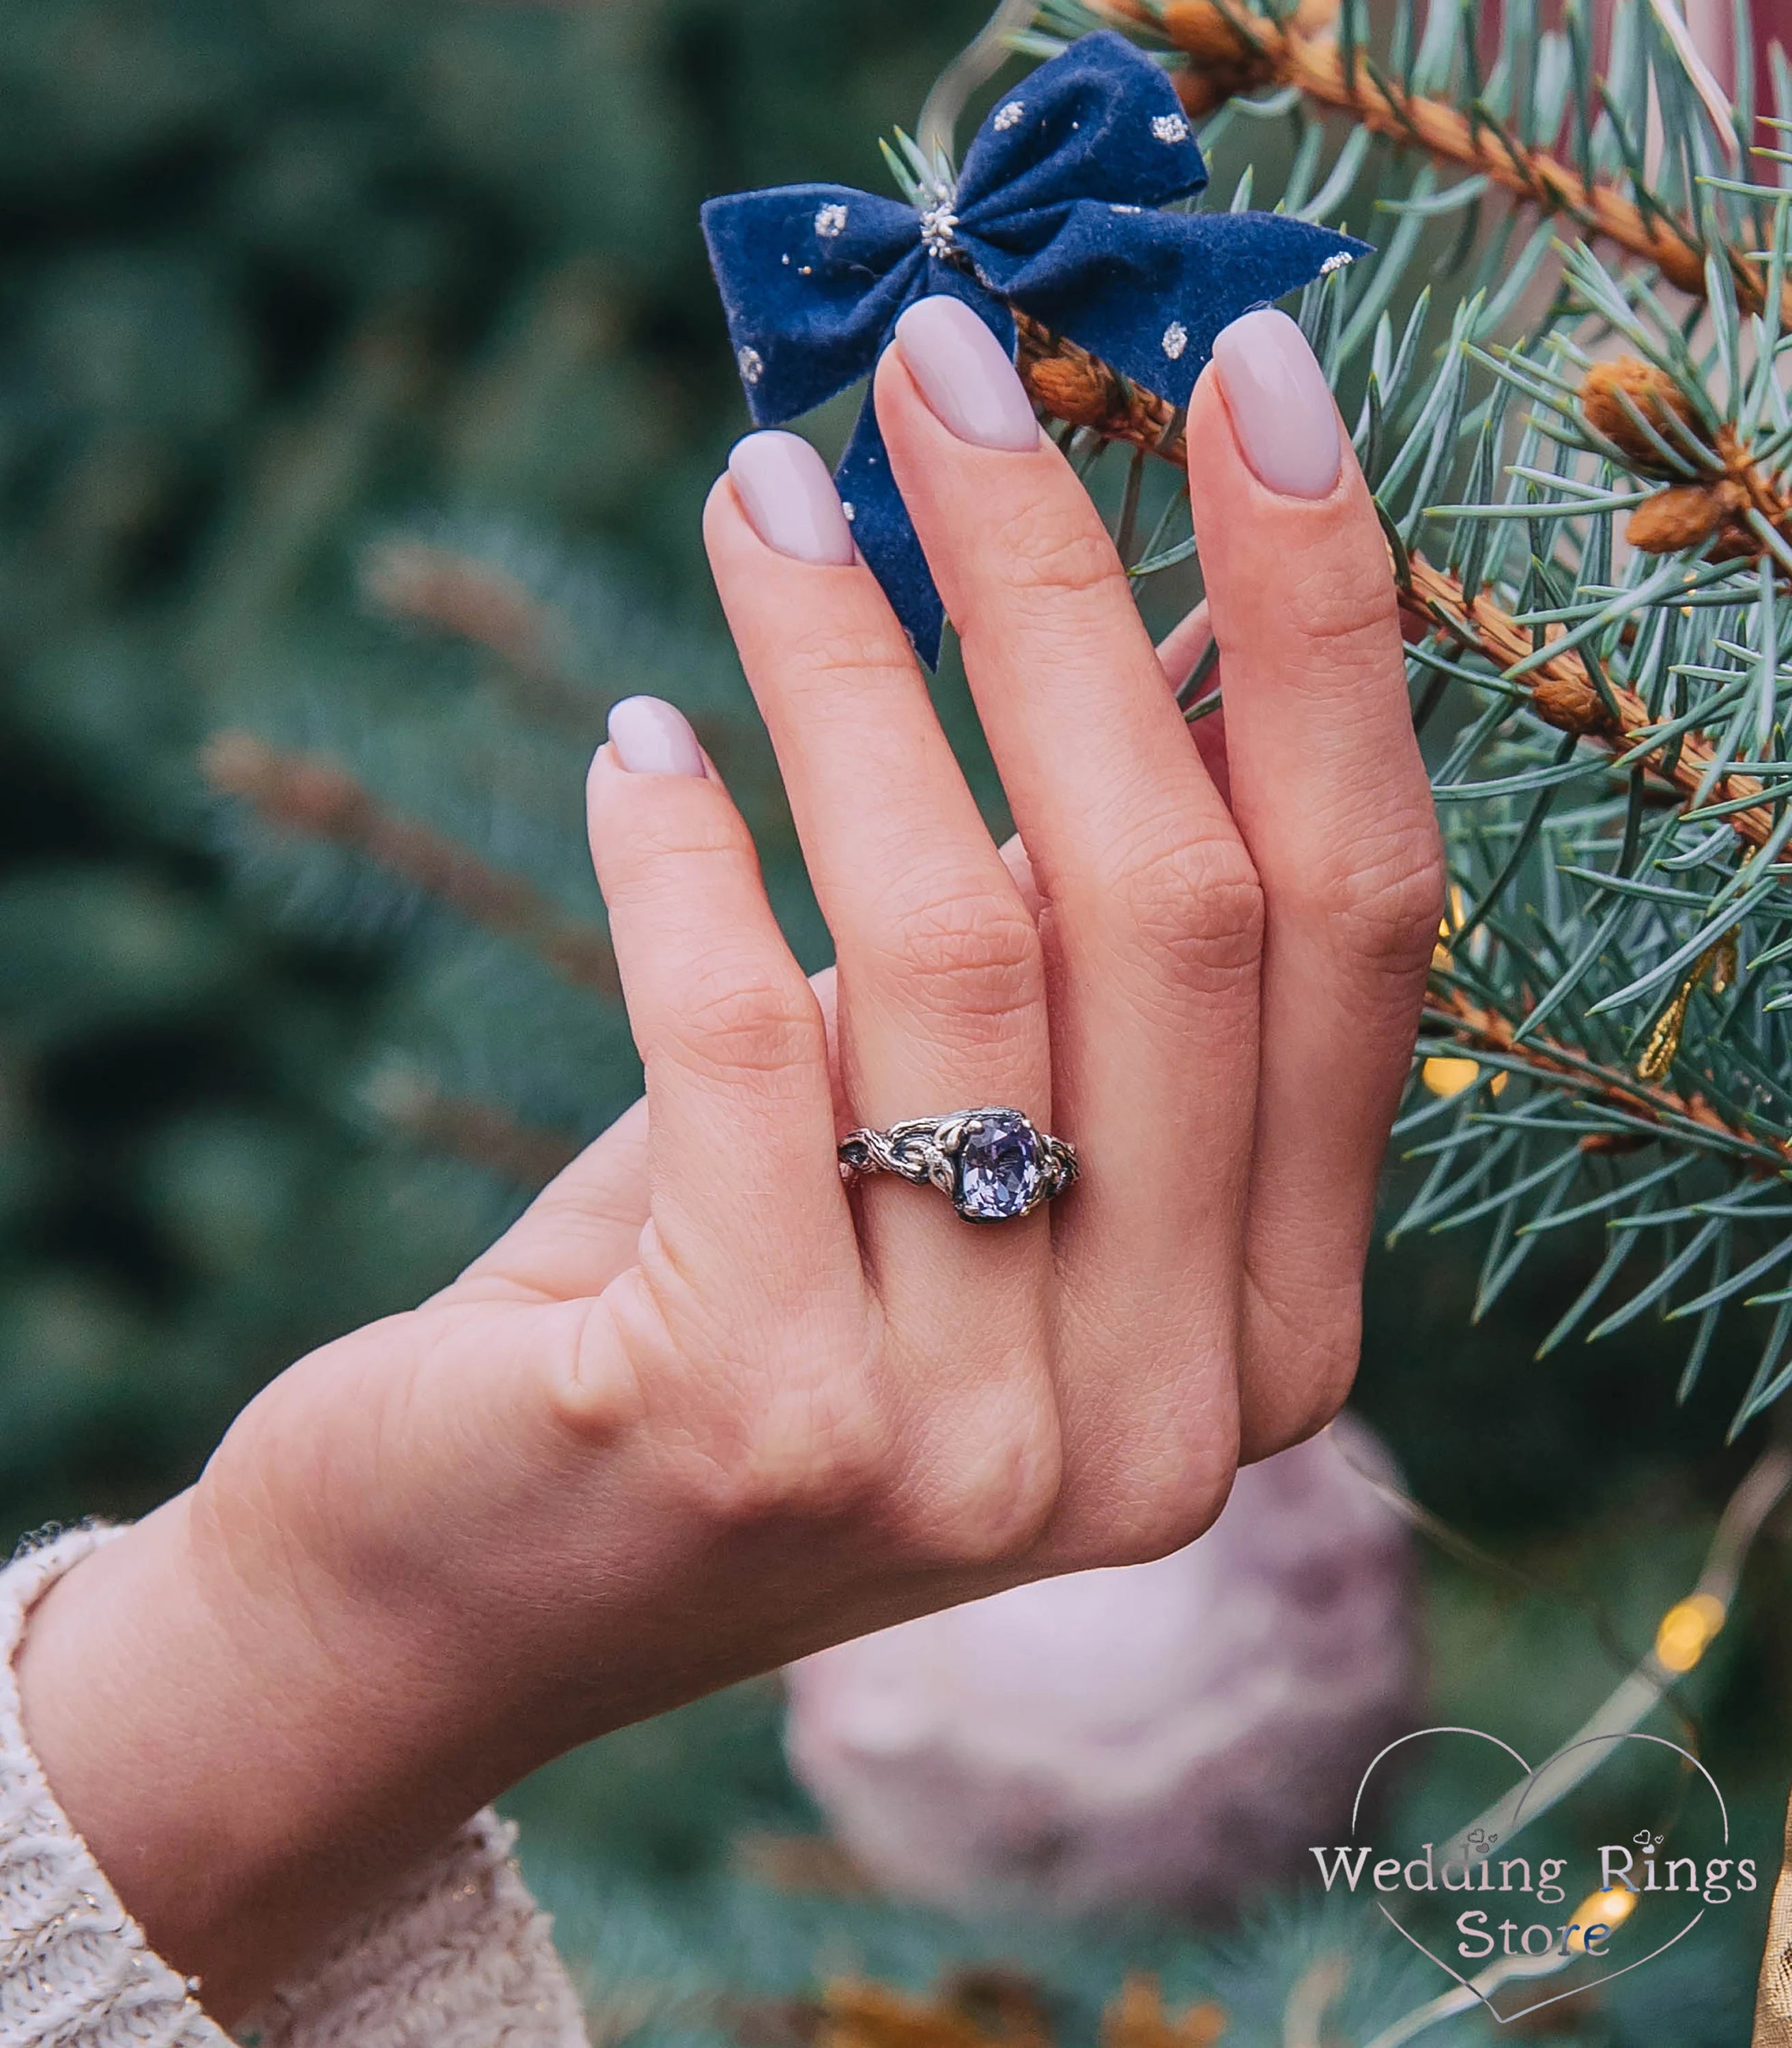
[1210,307,1341,500]
[727,430,855,565]
[893,296,1039,453]
[607,694,705,777]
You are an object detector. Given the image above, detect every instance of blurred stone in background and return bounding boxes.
[786,1419,1417,1916]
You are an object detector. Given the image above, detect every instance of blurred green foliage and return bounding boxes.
[0,0,982,1530]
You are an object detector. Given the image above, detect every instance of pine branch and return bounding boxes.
[1078,0,1787,319]
[1421,981,1790,1169]
[1019,287,1792,1302]
[361,538,600,735]
[1404,554,1776,850]
[362,1064,584,1186]
[201,731,620,996]
[1013,314,1777,852]
[1015,313,1190,460]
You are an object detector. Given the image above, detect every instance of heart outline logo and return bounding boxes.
[1346,1725,1729,2027]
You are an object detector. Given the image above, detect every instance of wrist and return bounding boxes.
[13,1484,532,2021]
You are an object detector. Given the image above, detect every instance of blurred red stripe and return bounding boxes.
[1754,0,1792,108]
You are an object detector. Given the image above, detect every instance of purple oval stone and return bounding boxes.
[954,1110,1044,1221]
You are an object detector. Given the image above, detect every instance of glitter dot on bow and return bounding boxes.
[700,30,1370,668]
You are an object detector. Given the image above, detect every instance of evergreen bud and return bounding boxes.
[1579,358,1702,475]
[1626,479,1750,556]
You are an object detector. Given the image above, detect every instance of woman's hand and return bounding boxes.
[16,302,1440,2018]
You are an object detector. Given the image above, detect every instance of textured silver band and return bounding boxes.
[837,1107,1077,1223]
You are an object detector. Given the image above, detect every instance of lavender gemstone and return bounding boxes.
[954,1111,1044,1221]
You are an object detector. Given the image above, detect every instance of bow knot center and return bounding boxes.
[918,200,961,259]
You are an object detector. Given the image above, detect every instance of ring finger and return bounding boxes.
[874,297,1260,1563]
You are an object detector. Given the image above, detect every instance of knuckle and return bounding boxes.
[1097,823,1265,993]
[1059,1458,1236,1574]
[625,807,752,870]
[543,1294,648,1446]
[656,954,825,1083]
[1289,552,1403,664]
[892,1411,1063,1569]
[694,1391,895,1528]
[1313,814,1445,982]
[1038,1326,1240,1569]
[986,498,1124,603]
[1114,1421,1242,1563]
[779,622,913,695]
[573,1262,908,1531]
[1113,1451,1240,1565]
[1240,1288,1362,1459]
[867,884,1044,1021]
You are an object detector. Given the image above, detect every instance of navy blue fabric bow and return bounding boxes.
[701,31,1369,666]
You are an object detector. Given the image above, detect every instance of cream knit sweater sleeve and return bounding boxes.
[0,1524,591,2048]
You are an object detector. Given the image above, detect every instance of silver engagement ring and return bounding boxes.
[837,1107,1077,1223]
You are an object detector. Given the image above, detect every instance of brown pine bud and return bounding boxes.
[1625,480,1746,555]
[1529,664,1612,735]
[1018,350,1107,421]
[1580,359,1702,475]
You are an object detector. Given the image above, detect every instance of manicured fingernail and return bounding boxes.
[893,296,1038,453]
[1210,307,1341,500]
[727,430,855,565]
[607,695,705,777]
